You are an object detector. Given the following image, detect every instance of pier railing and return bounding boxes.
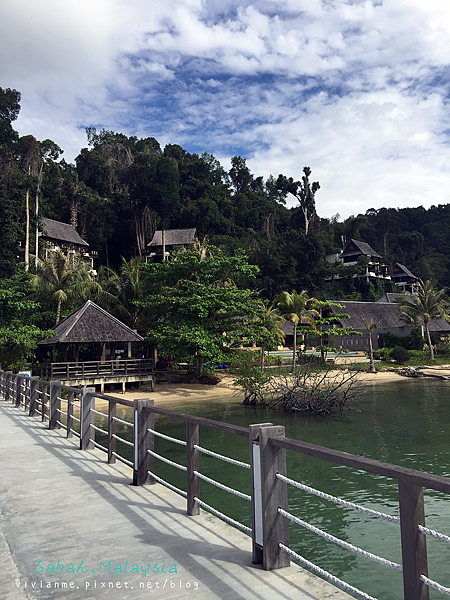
[1,369,450,600]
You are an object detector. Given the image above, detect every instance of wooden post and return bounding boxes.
[108,401,116,464]
[398,480,429,600]
[5,371,13,402]
[49,380,61,429]
[28,377,39,417]
[15,375,23,408]
[80,386,95,450]
[258,425,290,570]
[186,421,200,516]
[249,423,273,564]
[133,399,154,485]
[67,390,74,438]
[41,383,48,422]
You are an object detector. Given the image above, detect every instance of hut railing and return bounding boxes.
[36,358,154,380]
[1,368,450,600]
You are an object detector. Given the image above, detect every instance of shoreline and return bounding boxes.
[91,366,450,410]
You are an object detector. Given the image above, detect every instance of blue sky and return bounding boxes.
[2,0,450,219]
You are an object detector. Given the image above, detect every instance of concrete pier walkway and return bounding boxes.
[0,402,352,600]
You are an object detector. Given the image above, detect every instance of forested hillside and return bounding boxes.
[1,86,450,300]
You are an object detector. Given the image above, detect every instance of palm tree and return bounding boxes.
[254,305,286,371]
[29,250,97,325]
[396,279,450,360]
[274,290,319,373]
[363,318,377,373]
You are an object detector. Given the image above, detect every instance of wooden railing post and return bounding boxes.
[258,425,290,570]
[80,386,95,450]
[249,423,273,564]
[49,380,61,429]
[15,375,23,408]
[186,422,200,516]
[28,376,40,417]
[133,398,154,485]
[398,479,429,600]
[67,390,75,438]
[41,383,48,422]
[108,401,116,463]
[5,371,12,402]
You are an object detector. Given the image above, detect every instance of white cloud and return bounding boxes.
[2,0,450,218]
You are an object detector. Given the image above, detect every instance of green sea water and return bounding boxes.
[99,379,450,599]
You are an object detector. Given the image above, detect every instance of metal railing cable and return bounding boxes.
[56,420,67,429]
[421,574,450,596]
[147,470,187,498]
[419,524,450,544]
[194,497,252,534]
[70,429,81,438]
[278,508,402,571]
[57,396,68,403]
[113,416,134,427]
[72,402,81,408]
[147,449,187,471]
[113,452,133,468]
[194,444,251,469]
[71,415,81,422]
[279,543,378,600]
[147,428,185,446]
[193,471,251,501]
[112,434,134,447]
[276,473,400,524]
[57,408,68,417]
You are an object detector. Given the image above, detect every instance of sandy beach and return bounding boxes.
[92,362,450,410]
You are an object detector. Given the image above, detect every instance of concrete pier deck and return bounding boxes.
[0,402,352,600]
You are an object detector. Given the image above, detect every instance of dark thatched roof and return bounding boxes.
[38,300,144,345]
[330,300,450,333]
[340,239,382,259]
[376,293,409,303]
[392,262,418,281]
[41,218,89,247]
[148,228,196,247]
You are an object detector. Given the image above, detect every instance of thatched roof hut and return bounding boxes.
[38,300,143,345]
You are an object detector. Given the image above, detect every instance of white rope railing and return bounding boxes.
[89,439,108,453]
[193,471,251,501]
[56,420,66,429]
[113,416,134,427]
[71,415,81,422]
[112,433,134,447]
[279,543,378,600]
[194,497,252,534]
[419,525,450,545]
[57,408,68,417]
[112,452,133,468]
[147,428,186,446]
[91,424,108,435]
[276,473,400,524]
[72,402,81,408]
[421,574,450,596]
[57,396,68,403]
[90,408,108,417]
[147,470,187,498]
[147,449,187,471]
[70,428,80,438]
[194,444,251,469]
[278,508,402,571]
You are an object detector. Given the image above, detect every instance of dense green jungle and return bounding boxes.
[2,86,450,301]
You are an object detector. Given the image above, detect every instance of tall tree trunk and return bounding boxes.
[195,354,204,377]
[56,297,62,326]
[368,334,375,372]
[425,322,434,360]
[162,229,166,261]
[35,162,43,266]
[25,165,31,271]
[291,322,297,374]
[260,344,265,372]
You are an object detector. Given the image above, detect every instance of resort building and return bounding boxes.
[145,228,196,262]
